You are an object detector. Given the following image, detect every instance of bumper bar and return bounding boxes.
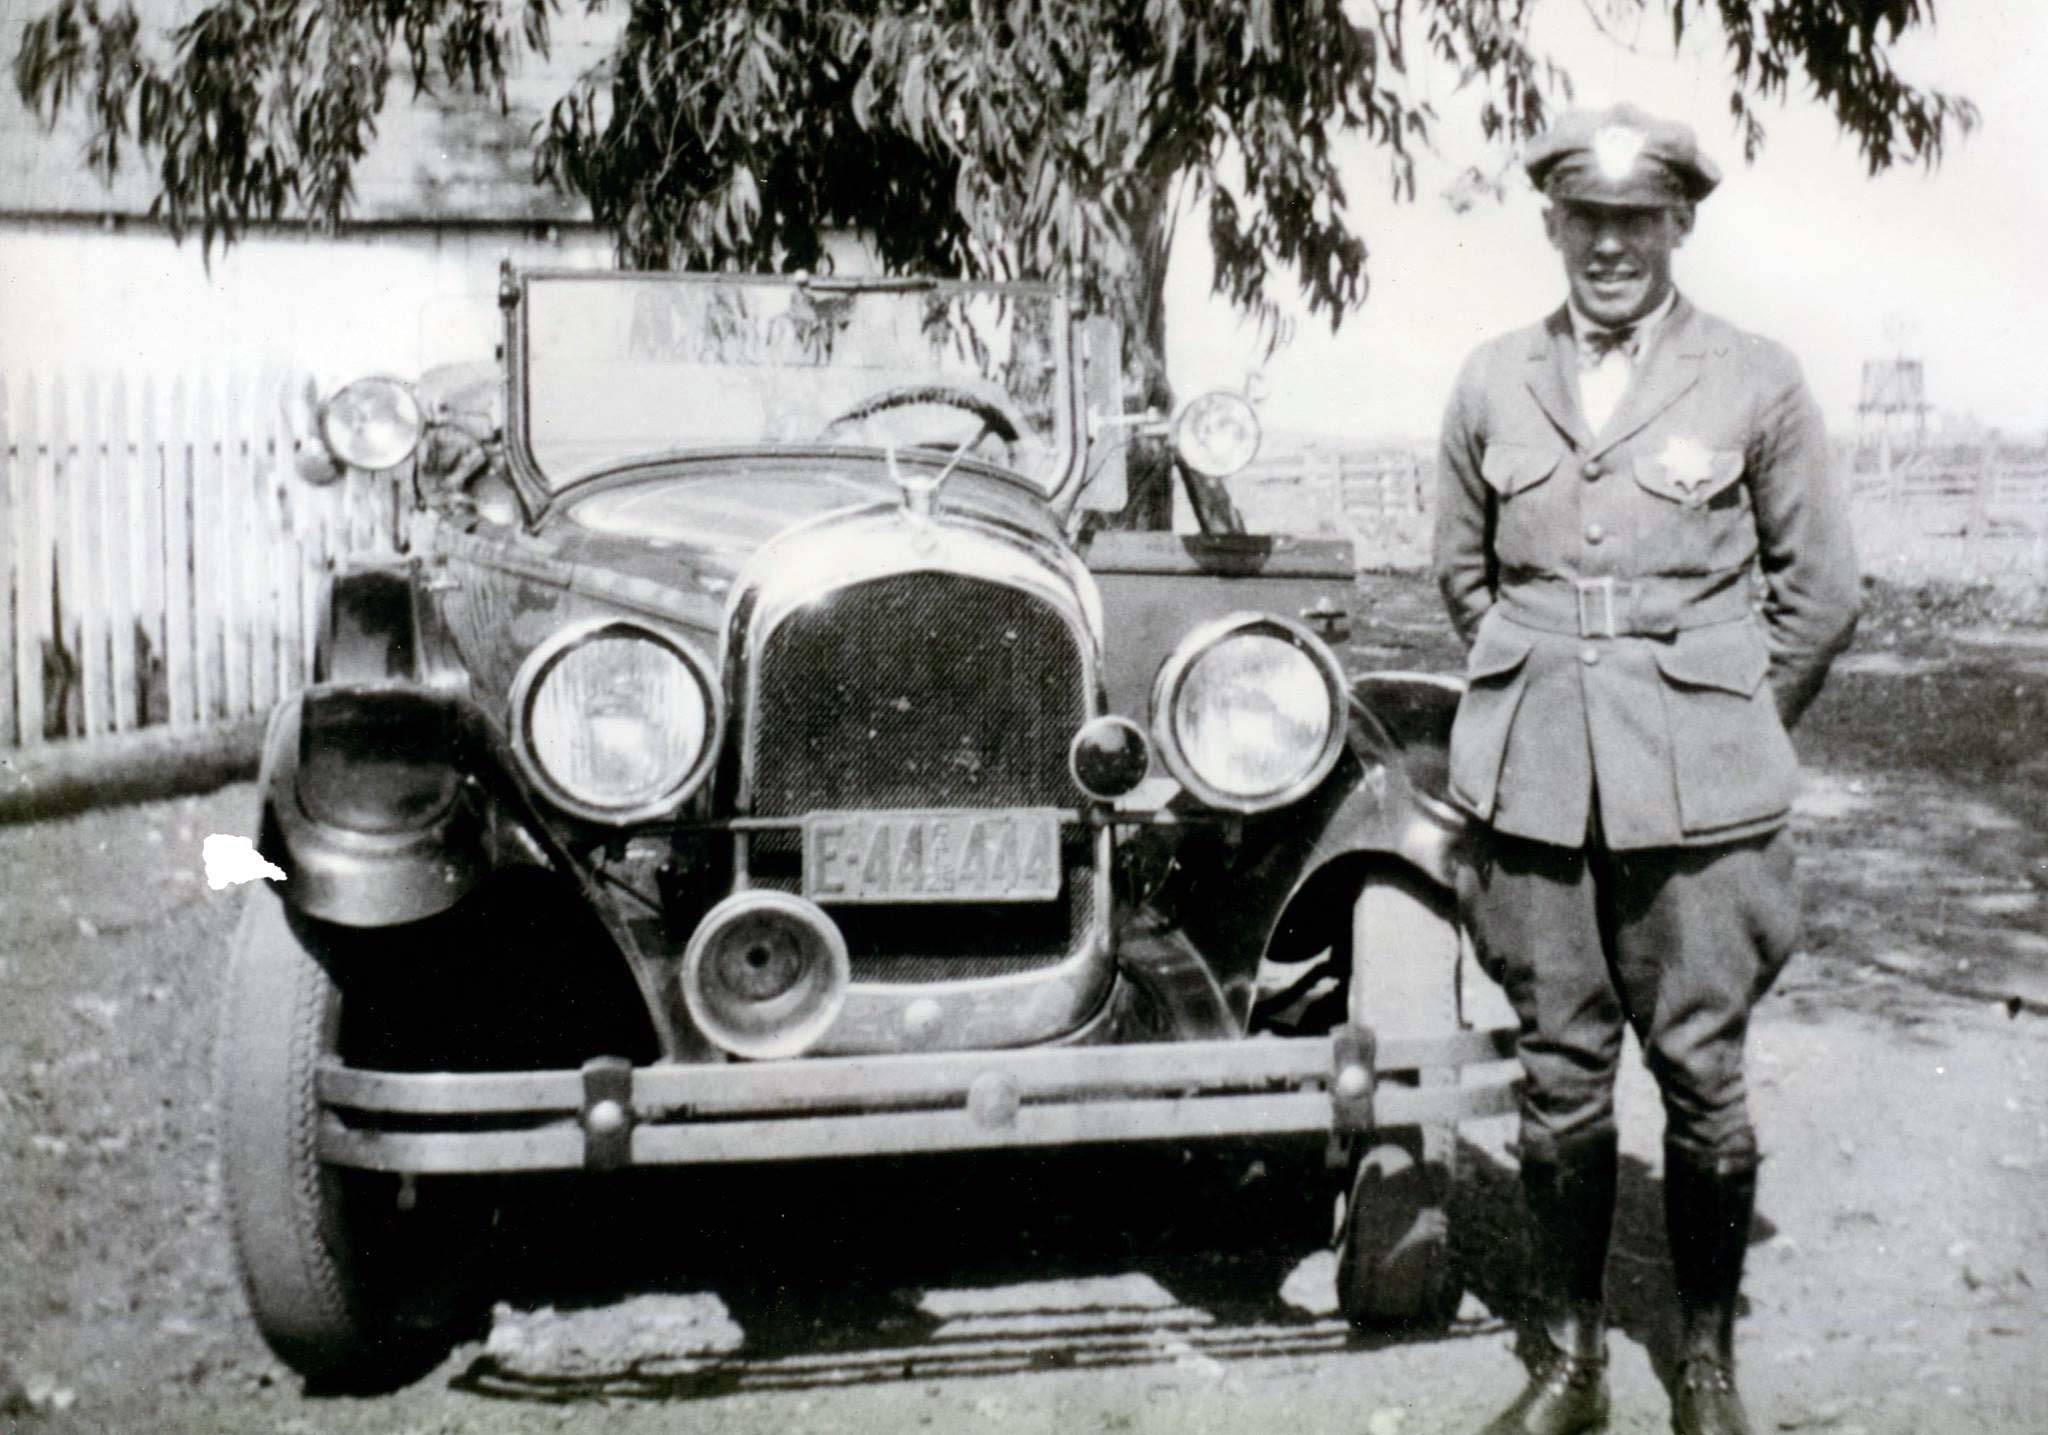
[317,1028,1521,1175]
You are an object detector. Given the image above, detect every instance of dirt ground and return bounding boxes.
[3,574,2044,1435]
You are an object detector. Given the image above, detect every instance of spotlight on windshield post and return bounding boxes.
[319,377,425,472]
[1172,390,1262,479]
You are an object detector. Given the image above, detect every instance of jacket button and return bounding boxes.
[1583,459,1604,480]
[1585,523,1605,544]
[1581,646,1600,666]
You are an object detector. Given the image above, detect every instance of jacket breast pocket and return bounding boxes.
[1448,615,1537,821]
[1480,444,1561,500]
[1633,444,1746,509]
[1650,619,1798,833]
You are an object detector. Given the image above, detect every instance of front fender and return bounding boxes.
[317,560,471,695]
[257,688,488,927]
[318,565,418,683]
[1154,671,1470,1026]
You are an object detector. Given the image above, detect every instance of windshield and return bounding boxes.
[515,274,1075,492]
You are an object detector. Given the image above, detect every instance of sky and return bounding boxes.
[1164,0,2048,441]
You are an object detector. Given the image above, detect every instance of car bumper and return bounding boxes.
[316,1026,1521,1175]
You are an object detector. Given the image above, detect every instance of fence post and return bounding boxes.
[195,375,223,723]
[76,373,113,737]
[238,368,277,715]
[52,374,89,740]
[0,375,14,749]
[255,369,289,705]
[225,371,255,718]
[17,377,48,746]
[1968,446,1995,568]
[138,376,165,728]
[1972,447,1995,531]
[106,373,138,732]
[0,376,13,749]
[164,377,196,729]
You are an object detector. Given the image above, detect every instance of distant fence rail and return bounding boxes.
[1847,445,2048,529]
[1234,443,1433,568]
[1844,443,2048,583]
[1240,444,1429,515]
[1,369,401,753]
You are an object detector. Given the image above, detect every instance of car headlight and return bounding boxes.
[319,377,424,471]
[1151,613,1346,812]
[1172,390,1261,478]
[511,619,722,822]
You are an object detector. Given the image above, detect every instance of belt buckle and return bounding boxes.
[1575,577,1621,638]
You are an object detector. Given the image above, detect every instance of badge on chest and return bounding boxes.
[1638,433,1743,507]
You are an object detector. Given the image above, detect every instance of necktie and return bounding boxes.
[1581,324,1637,365]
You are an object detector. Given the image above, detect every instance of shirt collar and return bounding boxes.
[1567,287,1677,353]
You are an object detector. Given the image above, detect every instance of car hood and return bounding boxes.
[538,455,1071,595]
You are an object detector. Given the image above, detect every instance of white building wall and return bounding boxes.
[2,222,886,394]
[1,223,620,391]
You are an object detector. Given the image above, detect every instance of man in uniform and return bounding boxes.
[1433,104,1859,1435]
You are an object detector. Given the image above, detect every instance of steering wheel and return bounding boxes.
[817,383,1028,465]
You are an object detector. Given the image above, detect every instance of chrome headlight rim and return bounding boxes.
[318,376,425,472]
[509,616,724,824]
[1150,611,1348,814]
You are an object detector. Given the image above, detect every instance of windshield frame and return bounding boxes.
[500,267,1085,520]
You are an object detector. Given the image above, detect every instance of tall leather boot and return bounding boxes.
[1663,1144,1760,1435]
[1478,1131,1619,1435]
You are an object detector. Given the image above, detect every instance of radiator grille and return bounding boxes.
[751,572,1086,816]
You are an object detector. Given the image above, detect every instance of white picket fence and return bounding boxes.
[0,369,405,750]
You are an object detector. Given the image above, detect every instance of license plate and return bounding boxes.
[803,808,1063,904]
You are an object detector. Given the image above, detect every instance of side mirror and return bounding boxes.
[280,372,344,487]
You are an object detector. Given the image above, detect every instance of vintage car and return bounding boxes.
[222,264,1518,1388]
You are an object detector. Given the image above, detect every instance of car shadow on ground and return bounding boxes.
[448,1140,1367,1403]
[439,1135,1771,1407]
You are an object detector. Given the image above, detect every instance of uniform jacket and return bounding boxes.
[1433,297,1859,850]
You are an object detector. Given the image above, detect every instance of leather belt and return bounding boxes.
[1496,572,1756,639]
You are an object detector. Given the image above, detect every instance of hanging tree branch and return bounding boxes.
[13,1,1975,337]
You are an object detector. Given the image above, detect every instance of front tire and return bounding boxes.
[1335,1136,1460,1330]
[218,887,480,1389]
[1335,871,1464,1331]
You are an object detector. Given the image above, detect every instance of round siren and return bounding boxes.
[681,891,851,1060]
